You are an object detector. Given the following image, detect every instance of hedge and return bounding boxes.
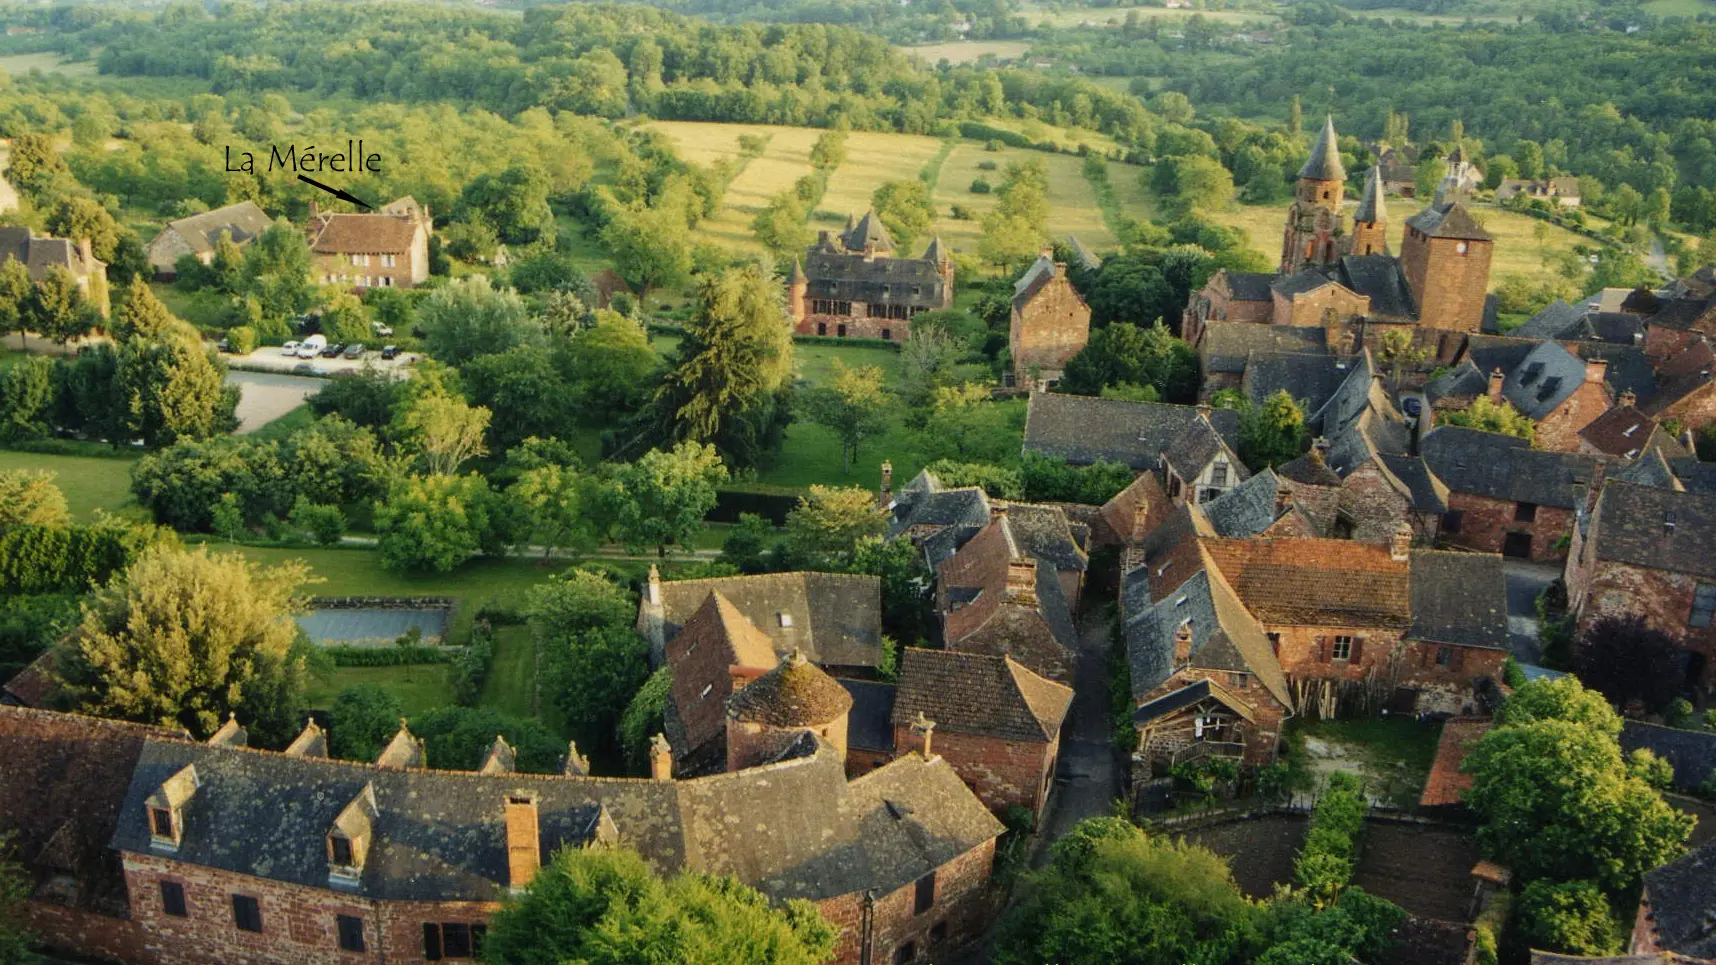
[323,645,452,667]
[452,620,496,706]
[0,523,160,594]
[1293,771,1368,906]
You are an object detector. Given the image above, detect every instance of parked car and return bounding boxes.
[281,340,300,355]
[371,321,394,338]
[295,335,326,359]
[321,342,344,358]
[380,345,399,360]
[343,343,365,360]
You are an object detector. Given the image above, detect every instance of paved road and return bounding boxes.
[226,369,326,433]
[1503,559,1560,664]
[1032,607,1123,865]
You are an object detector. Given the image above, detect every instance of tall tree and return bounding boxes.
[784,485,887,562]
[800,361,892,474]
[482,847,836,965]
[601,201,693,302]
[28,266,96,346]
[510,462,592,560]
[116,331,235,447]
[393,388,491,476]
[610,440,728,555]
[1439,396,1534,442]
[328,685,406,762]
[110,276,188,342]
[419,274,537,366]
[560,310,660,423]
[871,179,935,252]
[1238,390,1307,469]
[6,131,67,197]
[0,469,70,529]
[53,545,310,744]
[0,356,56,442]
[374,472,497,573]
[525,569,647,761]
[1574,615,1688,713]
[0,259,31,349]
[45,196,123,262]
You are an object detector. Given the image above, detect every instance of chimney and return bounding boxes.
[1006,557,1038,603]
[1195,403,1213,421]
[309,199,321,220]
[479,735,516,775]
[76,237,93,266]
[504,796,540,892]
[909,712,936,759]
[1131,493,1150,541]
[880,460,893,497]
[1487,367,1504,403]
[1682,427,1698,452]
[1274,484,1291,516]
[1584,357,1608,385]
[563,742,590,776]
[1620,388,1637,408]
[649,733,673,780]
[1173,620,1193,666]
[1390,522,1412,562]
[646,564,662,606]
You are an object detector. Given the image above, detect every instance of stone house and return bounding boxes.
[890,648,1073,818]
[935,514,1078,685]
[1495,177,1582,207]
[306,198,431,290]
[1630,839,1716,960]
[1191,320,1328,399]
[722,652,854,773]
[1180,270,1276,347]
[1640,286,1716,362]
[0,704,1004,965]
[144,201,274,278]
[1022,392,1246,506]
[787,213,953,342]
[1421,425,1602,561]
[1643,338,1716,433]
[0,225,109,316]
[1008,252,1090,389]
[1487,340,1614,452]
[1619,720,1716,796]
[637,568,883,675]
[660,590,780,776]
[1565,479,1716,688]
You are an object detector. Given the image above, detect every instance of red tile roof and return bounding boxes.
[309,212,420,254]
[937,516,1015,641]
[1200,537,1411,627]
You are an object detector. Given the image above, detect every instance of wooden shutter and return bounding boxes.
[423,923,442,961]
[1317,635,1330,662]
[1451,647,1464,673]
[1351,636,1365,664]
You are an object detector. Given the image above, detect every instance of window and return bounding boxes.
[329,834,354,867]
[1331,635,1354,661]
[350,254,368,267]
[1266,632,1281,654]
[881,328,891,340]
[1210,464,1228,487]
[148,806,174,838]
[836,324,847,338]
[382,254,396,267]
[1436,646,1453,666]
[1442,510,1464,533]
[382,276,393,287]
[159,880,187,918]
[895,942,918,965]
[1515,502,1538,523]
[1692,583,1716,628]
[424,922,486,960]
[232,894,263,933]
[914,872,936,915]
[930,922,949,945]
[778,612,793,628]
[817,322,827,336]
[337,915,365,953]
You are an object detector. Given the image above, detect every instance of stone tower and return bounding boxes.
[1399,198,1494,332]
[724,650,853,772]
[787,259,807,321]
[1281,116,1348,273]
[1347,166,1389,257]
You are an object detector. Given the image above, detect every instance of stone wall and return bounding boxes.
[1272,285,1369,327]
[1533,377,1612,453]
[794,314,910,342]
[951,607,1073,685]
[1270,625,1409,688]
[1655,383,1716,432]
[1573,560,1716,687]
[892,725,1055,817]
[1440,492,1572,562]
[1010,272,1091,388]
[24,900,159,965]
[1400,233,1491,332]
[820,839,997,965]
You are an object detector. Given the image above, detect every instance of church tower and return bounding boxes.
[1346,166,1389,256]
[1281,116,1348,273]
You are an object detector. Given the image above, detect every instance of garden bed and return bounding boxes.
[1349,821,1480,922]
[1180,813,1307,899]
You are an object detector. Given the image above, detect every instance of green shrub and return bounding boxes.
[451,619,496,706]
[970,177,992,194]
[1293,771,1368,906]
[227,325,257,355]
[323,645,451,667]
[287,497,346,546]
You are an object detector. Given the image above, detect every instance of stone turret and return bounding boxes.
[1282,116,1347,272]
[724,651,853,771]
[1347,166,1389,257]
[788,260,807,321]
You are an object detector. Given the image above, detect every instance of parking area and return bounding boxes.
[227,370,327,433]
[224,344,418,377]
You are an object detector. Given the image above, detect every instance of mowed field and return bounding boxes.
[898,40,1031,65]
[1212,199,1595,289]
[646,121,1144,261]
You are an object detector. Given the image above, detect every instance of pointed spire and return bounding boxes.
[922,236,949,265]
[1355,166,1387,224]
[844,212,856,232]
[1298,115,1345,182]
[790,259,807,284]
[842,211,895,254]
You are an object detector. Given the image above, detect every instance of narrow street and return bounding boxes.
[1033,606,1123,863]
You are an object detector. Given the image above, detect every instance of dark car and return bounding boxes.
[343,343,365,360]
[380,345,399,360]
[321,342,344,358]
[1402,397,1423,417]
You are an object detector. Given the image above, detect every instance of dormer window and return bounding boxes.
[149,806,175,839]
[327,784,377,888]
[328,833,355,868]
[145,764,200,852]
[778,612,793,628]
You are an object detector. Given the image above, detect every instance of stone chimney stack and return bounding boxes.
[909,712,936,759]
[76,237,93,266]
[880,460,893,498]
[1487,368,1505,403]
[1619,388,1637,408]
[646,564,662,607]
[1131,493,1150,542]
[1584,357,1608,385]
[309,199,321,221]
[1005,557,1038,603]
[563,741,590,776]
[504,795,540,892]
[1174,620,1193,666]
[1390,522,1412,562]
[649,733,673,781]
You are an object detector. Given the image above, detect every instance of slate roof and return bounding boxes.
[1202,537,1412,628]
[1379,454,1451,513]
[1465,335,1540,382]
[0,225,103,281]
[1579,405,1661,458]
[803,246,949,310]
[1133,679,1218,725]
[308,211,421,254]
[1277,450,1344,487]
[1408,551,1508,649]
[1609,445,1684,491]
[1421,426,1601,509]
[1404,201,1492,242]
[1000,503,1089,573]
[1576,342,1658,406]
[839,679,896,753]
[727,652,852,727]
[1510,300,1582,340]
[1014,253,1055,298]
[1619,721,1716,794]
[1418,716,1490,807]
[0,708,180,915]
[653,572,883,668]
[1300,116,1346,181]
[109,726,1000,906]
[1122,563,1290,708]
[1065,235,1102,271]
[892,648,1072,743]
[1587,480,1716,580]
[1672,458,1716,495]
[1643,340,1716,417]
[1022,393,1240,472]
[841,211,895,253]
[888,480,990,540]
[1200,323,1328,374]
[936,516,1078,656]
[1244,352,1353,412]
[148,201,273,265]
[1272,269,1341,298]
[1354,166,1387,224]
[1500,340,1591,420]
[1528,956,1675,965]
[1640,838,1716,960]
[1222,270,1277,302]
[1201,468,1282,538]
[1335,254,1414,319]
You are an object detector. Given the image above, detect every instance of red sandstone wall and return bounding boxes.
[24,900,159,965]
[1575,561,1716,687]
[821,839,997,965]
[795,314,909,342]
[1534,379,1612,452]
[891,725,1055,817]
[1441,492,1572,562]
[1010,276,1091,386]
[1402,234,1491,332]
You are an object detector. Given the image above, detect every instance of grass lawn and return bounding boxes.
[0,52,97,76]
[1017,2,1278,26]
[0,448,140,520]
[480,624,536,719]
[933,142,1121,255]
[246,404,316,442]
[1210,198,1594,291]
[151,283,232,330]
[898,40,1032,64]
[1290,715,1443,807]
[304,663,455,716]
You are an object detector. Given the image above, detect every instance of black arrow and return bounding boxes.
[297,174,373,211]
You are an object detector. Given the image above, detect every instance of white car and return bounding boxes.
[371,321,394,337]
[296,335,327,359]
[280,340,300,355]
